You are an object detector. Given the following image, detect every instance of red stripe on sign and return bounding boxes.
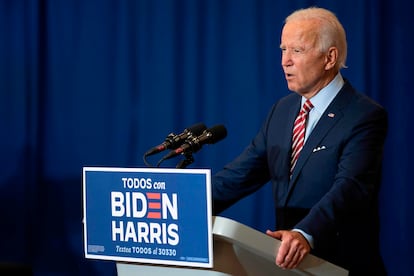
[148,202,161,209]
[146,192,161,199]
[147,212,161,219]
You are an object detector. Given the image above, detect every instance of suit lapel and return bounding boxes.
[287,83,354,197]
[289,107,343,183]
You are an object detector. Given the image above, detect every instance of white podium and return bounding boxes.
[116,216,348,276]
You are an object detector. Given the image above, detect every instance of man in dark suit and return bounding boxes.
[212,7,387,275]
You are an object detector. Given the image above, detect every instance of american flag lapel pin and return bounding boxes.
[328,113,335,118]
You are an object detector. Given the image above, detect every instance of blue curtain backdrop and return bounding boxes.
[1,0,412,275]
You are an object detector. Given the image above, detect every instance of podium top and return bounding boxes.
[212,216,348,276]
[117,216,348,276]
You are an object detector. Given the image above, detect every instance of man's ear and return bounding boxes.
[325,47,338,70]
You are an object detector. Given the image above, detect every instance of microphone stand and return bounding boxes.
[143,153,154,167]
[176,152,194,169]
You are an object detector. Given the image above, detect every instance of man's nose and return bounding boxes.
[281,52,292,67]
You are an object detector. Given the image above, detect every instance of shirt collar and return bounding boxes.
[302,73,344,114]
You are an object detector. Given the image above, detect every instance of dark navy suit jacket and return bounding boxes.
[212,80,388,274]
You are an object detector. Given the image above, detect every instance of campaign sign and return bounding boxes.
[83,167,213,268]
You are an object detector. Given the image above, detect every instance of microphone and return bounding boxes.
[144,122,207,156]
[160,124,227,161]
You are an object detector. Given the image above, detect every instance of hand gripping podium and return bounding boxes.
[116,216,348,276]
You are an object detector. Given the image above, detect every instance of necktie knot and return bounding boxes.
[302,99,313,114]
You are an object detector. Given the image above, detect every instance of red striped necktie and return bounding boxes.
[291,99,314,174]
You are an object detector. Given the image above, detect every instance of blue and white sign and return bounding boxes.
[83,167,213,268]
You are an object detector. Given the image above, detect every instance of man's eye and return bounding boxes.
[293,48,302,53]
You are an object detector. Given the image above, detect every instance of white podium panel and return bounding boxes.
[117,216,348,276]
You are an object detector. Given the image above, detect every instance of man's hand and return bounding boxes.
[266,230,311,269]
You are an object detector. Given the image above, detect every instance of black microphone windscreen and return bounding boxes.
[187,122,207,135]
[206,125,227,144]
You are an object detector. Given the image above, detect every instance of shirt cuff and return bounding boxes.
[292,228,314,248]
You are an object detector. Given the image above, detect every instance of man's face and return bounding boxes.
[280,19,332,98]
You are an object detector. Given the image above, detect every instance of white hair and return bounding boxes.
[285,7,348,70]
